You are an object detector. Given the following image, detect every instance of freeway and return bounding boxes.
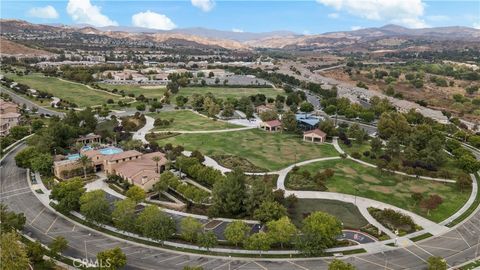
[0,87,65,117]
[2,145,480,269]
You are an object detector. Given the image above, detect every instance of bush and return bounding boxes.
[351,152,361,159]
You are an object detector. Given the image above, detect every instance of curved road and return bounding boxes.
[0,87,65,117]
[1,145,480,269]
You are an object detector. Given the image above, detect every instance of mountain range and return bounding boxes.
[1,19,480,51]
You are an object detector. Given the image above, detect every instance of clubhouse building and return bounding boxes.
[53,137,168,191]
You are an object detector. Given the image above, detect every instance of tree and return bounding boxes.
[411,192,423,206]
[15,146,40,168]
[80,190,111,224]
[50,178,86,212]
[456,174,473,192]
[180,217,203,243]
[30,153,53,176]
[296,211,342,255]
[197,231,217,251]
[152,156,162,173]
[209,169,247,218]
[222,102,235,117]
[48,236,68,255]
[96,247,127,270]
[9,125,30,140]
[125,185,146,203]
[136,205,175,242]
[26,241,44,264]
[427,256,447,270]
[420,195,443,215]
[1,232,30,270]
[266,216,297,248]
[167,81,179,94]
[224,220,249,247]
[282,110,297,132]
[79,155,92,179]
[259,110,278,122]
[244,232,271,252]
[112,199,136,232]
[328,259,356,270]
[299,102,314,113]
[370,137,383,156]
[191,150,205,163]
[0,204,26,232]
[253,200,287,223]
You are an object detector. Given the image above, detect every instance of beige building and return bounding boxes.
[53,146,168,191]
[0,100,20,136]
[303,129,327,143]
[260,119,282,132]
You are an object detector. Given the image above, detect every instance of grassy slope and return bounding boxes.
[286,158,469,222]
[150,110,240,131]
[6,73,121,107]
[156,129,338,171]
[99,83,166,99]
[178,87,283,99]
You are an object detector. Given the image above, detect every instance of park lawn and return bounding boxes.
[5,73,122,107]
[156,129,339,171]
[177,86,283,99]
[98,83,166,99]
[286,158,470,223]
[289,199,368,229]
[339,140,466,180]
[150,110,240,131]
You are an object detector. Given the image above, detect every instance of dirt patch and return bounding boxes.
[340,166,357,175]
[361,174,381,184]
[140,85,166,89]
[408,184,429,193]
[370,185,394,194]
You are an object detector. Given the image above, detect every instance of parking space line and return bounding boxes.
[355,256,395,270]
[468,220,480,232]
[72,224,76,232]
[404,247,428,263]
[197,259,215,267]
[0,186,30,194]
[288,261,310,270]
[125,250,143,256]
[156,254,183,263]
[1,190,32,199]
[458,228,472,247]
[437,235,462,240]
[232,262,251,270]
[45,216,58,234]
[141,252,165,259]
[419,244,461,252]
[254,262,267,270]
[175,257,196,266]
[212,261,230,270]
[29,207,45,225]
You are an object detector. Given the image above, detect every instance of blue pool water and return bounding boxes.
[67,154,80,160]
[99,147,123,155]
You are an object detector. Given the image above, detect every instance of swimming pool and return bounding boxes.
[99,147,123,155]
[67,154,80,160]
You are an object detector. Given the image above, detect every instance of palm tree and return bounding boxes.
[152,156,161,173]
[79,155,91,179]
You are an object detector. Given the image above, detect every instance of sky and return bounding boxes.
[1,0,479,34]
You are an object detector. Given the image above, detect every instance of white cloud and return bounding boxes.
[351,26,363,31]
[191,0,215,12]
[132,10,176,30]
[474,22,480,29]
[328,13,339,19]
[232,28,244,33]
[66,0,117,27]
[317,0,428,28]
[27,5,59,19]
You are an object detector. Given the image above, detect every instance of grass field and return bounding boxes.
[156,129,339,171]
[5,73,122,107]
[178,87,283,99]
[286,158,470,222]
[289,199,368,229]
[339,140,466,180]
[98,83,166,99]
[150,110,240,131]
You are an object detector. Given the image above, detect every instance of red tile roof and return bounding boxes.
[264,119,282,127]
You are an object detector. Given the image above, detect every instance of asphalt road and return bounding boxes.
[2,145,480,269]
[0,87,65,117]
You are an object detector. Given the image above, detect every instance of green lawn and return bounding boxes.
[339,140,466,180]
[156,129,339,171]
[5,73,122,107]
[150,110,240,131]
[289,199,368,229]
[286,158,470,222]
[98,83,166,99]
[177,86,283,99]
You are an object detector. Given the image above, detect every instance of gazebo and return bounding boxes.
[260,119,282,132]
[303,129,327,143]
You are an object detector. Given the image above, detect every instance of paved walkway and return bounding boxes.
[132,115,155,143]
